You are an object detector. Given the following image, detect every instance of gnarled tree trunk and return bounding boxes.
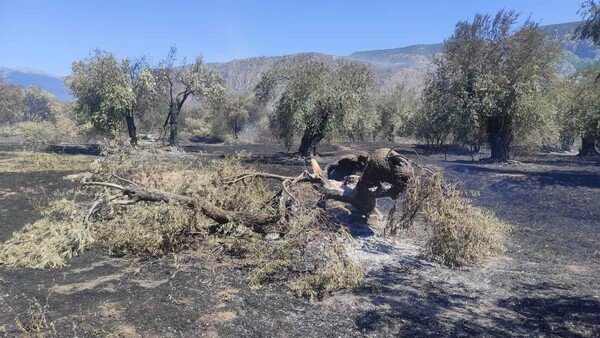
[298,132,324,157]
[323,148,412,215]
[487,117,512,162]
[578,135,599,156]
[297,107,332,157]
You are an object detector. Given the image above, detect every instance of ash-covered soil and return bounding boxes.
[0,142,599,337]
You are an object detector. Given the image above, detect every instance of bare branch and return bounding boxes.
[84,199,104,229]
[112,173,140,186]
[227,172,294,184]
[83,182,126,190]
[84,181,277,233]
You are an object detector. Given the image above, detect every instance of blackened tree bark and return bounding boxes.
[168,106,179,146]
[125,114,138,146]
[298,132,324,157]
[158,48,223,147]
[487,117,512,162]
[165,90,190,147]
[297,106,331,157]
[579,135,599,156]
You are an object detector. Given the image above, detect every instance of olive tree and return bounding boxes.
[341,93,381,143]
[66,50,155,145]
[23,87,58,122]
[256,60,374,156]
[157,47,224,146]
[573,0,600,154]
[376,85,419,142]
[209,93,255,140]
[0,81,25,125]
[560,66,600,155]
[576,1,600,44]
[424,10,560,161]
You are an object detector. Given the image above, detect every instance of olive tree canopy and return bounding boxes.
[0,81,25,125]
[66,50,155,145]
[422,10,560,161]
[256,60,375,157]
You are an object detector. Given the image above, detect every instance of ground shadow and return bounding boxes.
[188,135,225,144]
[45,144,101,156]
[354,269,600,337]
[446,164,600,189]
[353,268,508,336]
[497,293,600,337]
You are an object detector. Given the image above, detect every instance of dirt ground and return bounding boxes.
[0,141,599,337]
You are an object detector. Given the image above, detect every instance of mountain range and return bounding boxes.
[0,66,71,101]
[1,21,598,101]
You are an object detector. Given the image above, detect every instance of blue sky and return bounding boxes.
[0,0,582,75]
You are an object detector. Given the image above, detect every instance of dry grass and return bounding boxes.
[288,240,364,303]
[0,151,93,173]
[0,198,95,269]
[15,297,56,335]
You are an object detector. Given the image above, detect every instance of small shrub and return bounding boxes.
[17,112,79,146]
[0,124,22,137]
[387,169,511,267]
[19,122,59,145]
[424,186,511,267]
[184,116,211,136]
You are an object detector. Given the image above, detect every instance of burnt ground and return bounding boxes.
[0,142,599,337]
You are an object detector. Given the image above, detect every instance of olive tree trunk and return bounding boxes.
[168,106,179,146]
[125,114,138,146]
[297,108,332,157]
[487,117,512,162]
[298,132,325,157]
[579,135,599,156]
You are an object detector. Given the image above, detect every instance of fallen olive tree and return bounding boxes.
[0,140,510,300]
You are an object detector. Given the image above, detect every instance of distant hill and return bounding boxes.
[539,21,600,72]
[207,52,425,93]
[0,67,72,101]
[350,44,443,69]
[207,53,346,93]
[2,21,598,100]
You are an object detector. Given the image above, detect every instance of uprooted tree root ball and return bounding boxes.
[0,140,510,300]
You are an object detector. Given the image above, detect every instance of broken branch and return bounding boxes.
[83,181,278,233]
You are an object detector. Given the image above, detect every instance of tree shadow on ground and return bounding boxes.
[354,268,600,337]
[188,135,224,144]
[353,266,508,336]
[45,144,101,156]
[521,155,600,168]
[446,164,600,190]
[497,285,600,337]
[450,154,600,168]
